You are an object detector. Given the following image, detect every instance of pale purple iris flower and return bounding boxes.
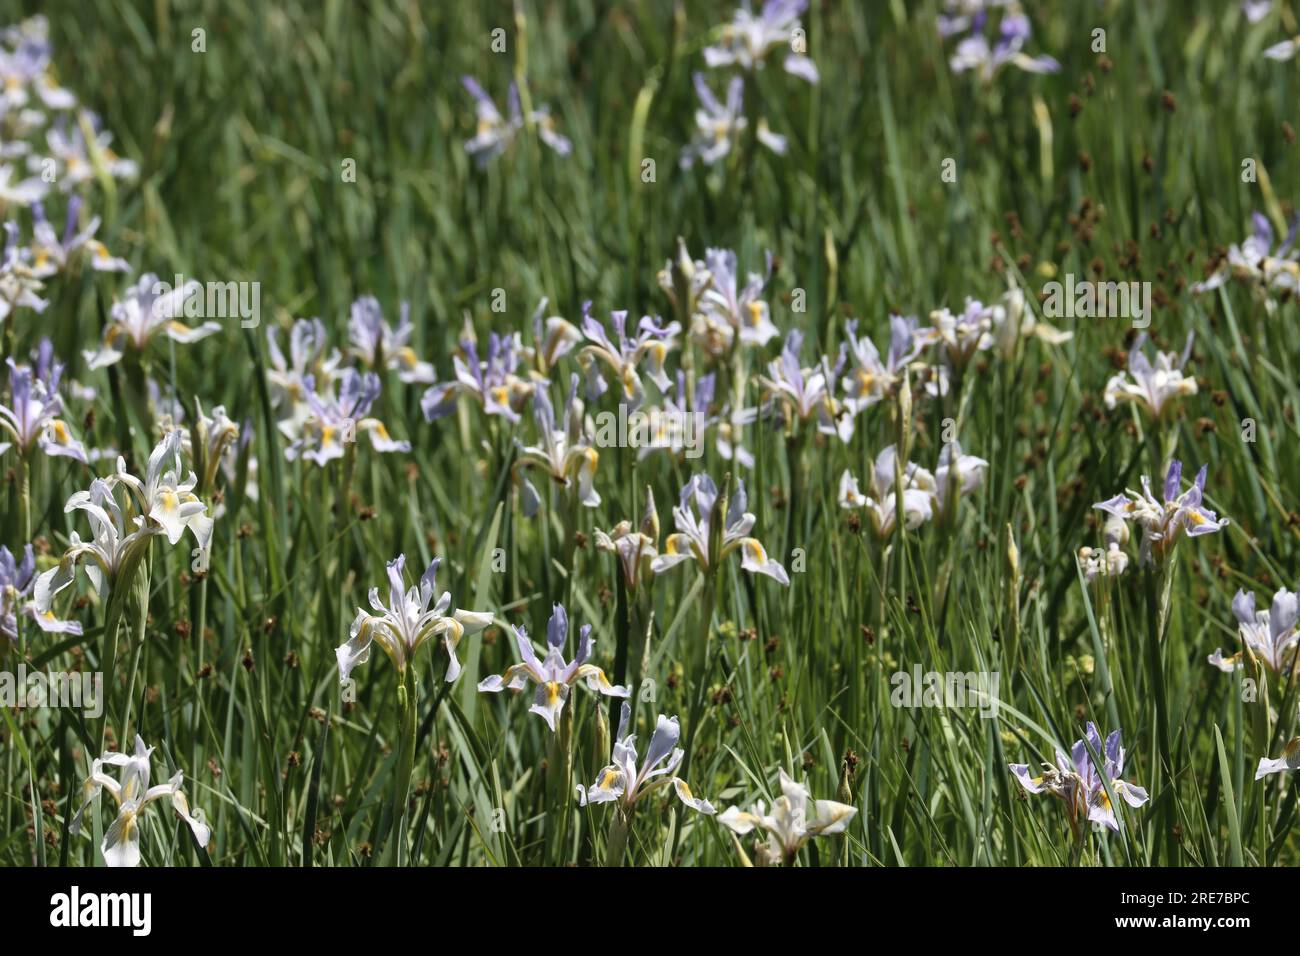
[654,370,758,468]
[0,17,74,114]
[69,735,209,868]
[1243,1,1273,23]
[0,161,47,206]
[938,1,1013,38]
[348,296,434,384]
[577,302,679,410]
[838,445,936,538]
[650,473,789,584]
[717,769,857,865]
[1,542,82,639]
[462,76,570,167]
[1208,587,1298,676]
[680,73,788,171]
[576,699,716,815]
[463,76,521,164]
[336,554,493,685]
[1191,211,1300,296]
[28,197,129,277]
[477,603,628,732]
[83,272,220,370]
[421,330,533,425]
[697,247,781,350]
[266,317,342,423]
[703,1,819,84]
[283,369,409,466]
[527,297,582,377]
[933,440,989,517]
[1103,332,1197,420]
[593,487,659,592]
[1094,460,1228,565]
[0,221,49,322]
[634,369,714,464]
[42,111,139,192]
[1010,723,1149,836]
[922,297,995,371]
[34,431,214,618]
[0,342,87,462]
[947,9,1060,81]
[512,375,600,517]
[681,74,743,169]
[760,330,853,442]
[841,314,926,414]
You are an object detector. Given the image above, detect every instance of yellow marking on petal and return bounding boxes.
[599,769,618,789]
[546,681,561,705]
[160,490,179,512]
[745,301,764,327]
[744,540,768,563]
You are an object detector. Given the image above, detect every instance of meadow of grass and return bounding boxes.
[1,0,1298,871]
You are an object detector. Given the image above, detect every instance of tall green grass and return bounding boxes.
[2,0,1297,866]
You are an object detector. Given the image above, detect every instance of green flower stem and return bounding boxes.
[331,443,358,653]
[628,597,651,719]
[546,692,576,863]
[678,571,717,784]
[668,571,717,867]
[562,483,580,599]
[117,562,150,736]
[604,803,634,868]
[783,429,804,565]
[1143,562,1175,863]
[612,575,631,729]
[19,451,31,549]
[387,664,417,866]
[337,440,357,533]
